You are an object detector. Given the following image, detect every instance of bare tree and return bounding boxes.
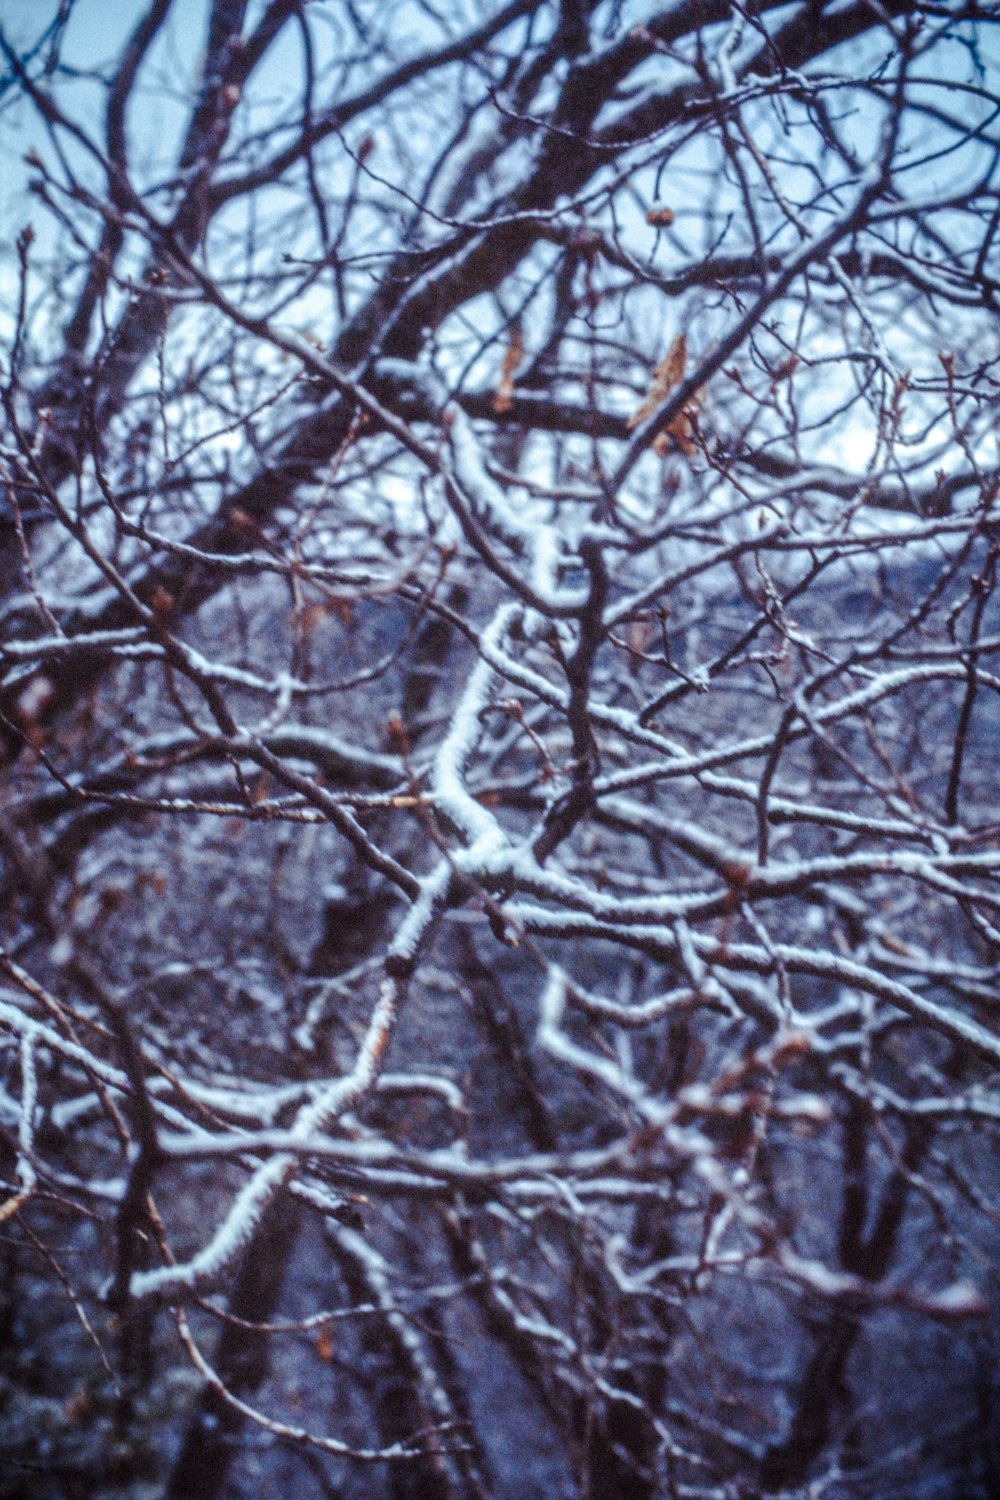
[2,3,1000,1497]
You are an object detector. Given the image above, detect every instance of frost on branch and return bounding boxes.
[1,3,999,1497]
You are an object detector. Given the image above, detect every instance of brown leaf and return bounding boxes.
[493,325,524,414]
[65,1388,92,1423]
[646,205,675,226]
[659,406,698,458]
[626,618,656,674]
[386,712,410,754]
[629,334,686,431]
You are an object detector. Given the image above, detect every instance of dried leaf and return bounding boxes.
[629,334,687,431]
[493,325,524,414]
[626,618,656,674]
[630,334,698,453]
[65,1388,92,1423]
[881,933,915,957]
[659,405,697,458]
[646,205,675,226]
